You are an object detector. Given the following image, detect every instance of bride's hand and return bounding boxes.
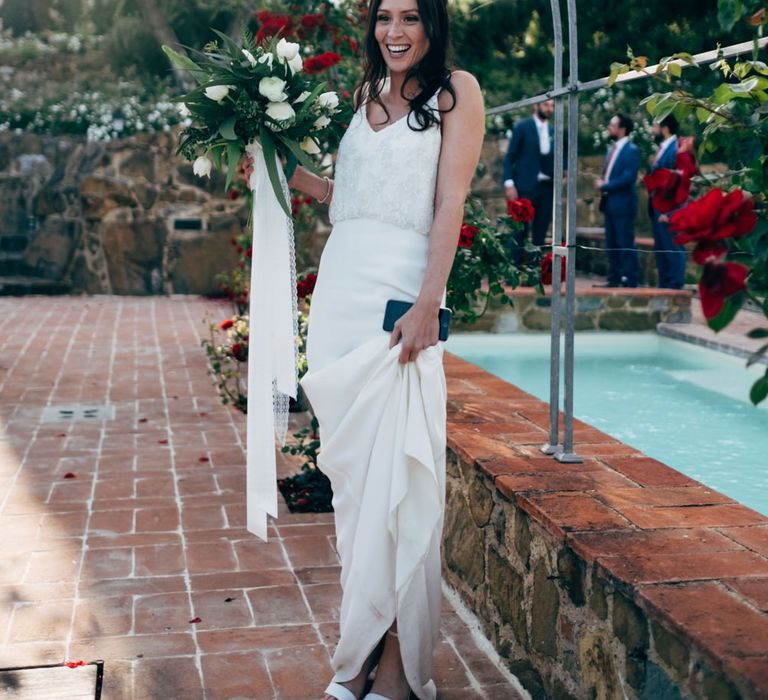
[388,301,441,364]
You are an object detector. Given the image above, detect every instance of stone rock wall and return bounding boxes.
[0,132,246,295]
[453,288,693,333]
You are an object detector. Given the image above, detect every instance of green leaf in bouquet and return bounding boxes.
[220,116,238,141]
[284,152,298,183]
[293,82,329,122]
[260,126,293,219]
[280,136,323,175]
[225,141,242,193]
[211,146,223,171]
[162,46,205,82]
[210,28,246,62]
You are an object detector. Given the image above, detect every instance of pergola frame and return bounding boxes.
[485,2,768,462]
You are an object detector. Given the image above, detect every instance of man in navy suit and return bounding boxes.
[649,115,686,289]
[595,113,640,287]
[503,99,555,264]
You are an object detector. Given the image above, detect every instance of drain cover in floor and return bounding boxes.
[41,405,115,422]
[0,661,103,699]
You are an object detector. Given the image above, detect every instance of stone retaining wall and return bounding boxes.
[441,352,768,700]
[453,287,693,333]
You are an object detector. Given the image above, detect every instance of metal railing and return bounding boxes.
[485,1,768,463]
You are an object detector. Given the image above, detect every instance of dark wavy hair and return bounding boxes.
[355,0,458,132]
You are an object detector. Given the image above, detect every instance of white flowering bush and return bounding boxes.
[0,86,191,140]
[0,29,101,60]
[164,29,343,214]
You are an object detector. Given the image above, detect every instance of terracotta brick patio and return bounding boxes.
[0,296,527,700]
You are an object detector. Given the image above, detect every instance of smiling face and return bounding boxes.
[374,0,430,75]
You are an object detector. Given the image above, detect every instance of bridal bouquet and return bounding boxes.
[163,29,341,216]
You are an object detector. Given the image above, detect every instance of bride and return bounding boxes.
[287,0,484,697]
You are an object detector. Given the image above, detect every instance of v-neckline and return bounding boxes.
[363,100,410,135]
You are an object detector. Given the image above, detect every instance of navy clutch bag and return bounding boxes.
[382,299,453,342]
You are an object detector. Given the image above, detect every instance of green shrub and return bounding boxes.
[103,15,169,80]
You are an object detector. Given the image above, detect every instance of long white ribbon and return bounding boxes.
[244,139,299,542]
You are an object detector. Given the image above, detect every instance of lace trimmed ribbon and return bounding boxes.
[245,139,299,542]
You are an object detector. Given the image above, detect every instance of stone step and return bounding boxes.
[0,275,71,296]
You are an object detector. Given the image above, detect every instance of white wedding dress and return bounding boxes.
[299,76,450,700]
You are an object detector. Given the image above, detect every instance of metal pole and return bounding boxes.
[541,0,565,456]
[555,0,582,463]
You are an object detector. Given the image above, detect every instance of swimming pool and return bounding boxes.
[445,332,768,516]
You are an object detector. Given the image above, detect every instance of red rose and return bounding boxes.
[227,189,240,201]
[458,223,477,248]
[508,198,535,223]
[231,342,248,362]
[692,240,728,265]
[219,319,234,330]
[349,37,358,52]
[669,188,757,245]
[698,260,749,319]
[297,273,317,298]
[540,251,565,285]
[643,168,691,213]
[300,13,324,29]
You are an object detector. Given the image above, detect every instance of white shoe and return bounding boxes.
[325,682,359,700]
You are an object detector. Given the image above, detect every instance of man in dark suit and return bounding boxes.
[594,113,640,287]
[502,99,555,264]
[649,114,686,289]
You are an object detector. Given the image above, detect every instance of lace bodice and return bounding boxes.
[329,77,446,236]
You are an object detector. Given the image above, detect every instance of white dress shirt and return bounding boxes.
[604,136,629,181]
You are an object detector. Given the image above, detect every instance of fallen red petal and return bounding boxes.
[138,418,148,423]
[65,660,86,668]
[189,616,202,624]
[63,472,76,479]
[198,456,210,463]
[158,439,168,444]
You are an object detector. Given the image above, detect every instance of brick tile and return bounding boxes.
[181,504,227,531]
[447,429,522,467]
[201,651,272,700]
[598,550,768,585]
[233,538,289,570]
[185,541,238,574]
[281,534,339,568]
[596,485,734,509]
[484,456,599,484]
[133,656,204,700]
[135,506,180,532]
[302,582,342,623]
[24,549,82,583]
[637,581,768,659]
[568,527,744,563]
[246,584,311,625]
[495,466,636,495]
[189,569,295,592]
[0,581,76,603]
[293,565,342,586]
[432,638,473,689]
[265,644,332,699]
[189,589,253,630]
[619,504,768,530]
[726,656,768,699]
[516,492,633,541]
[134,542,185,577]
[197,624,319,654]
[135,476,175,498]
[72,595,133,638]
[0,641,66,668]
[717,525,768,557]
[599,456,703,487]
[8,599,74,642]
[134,592,192,634]
[82,546,133,580]
[722,577,768,612]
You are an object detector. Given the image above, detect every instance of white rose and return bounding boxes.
[287,53,303,75]
[257,52,273,69]
[317,91,339,110]
[204,85,233,102]
[300,136,321,154]
[276,38,300,61]
[266,101,296,127]
[193,155,213,178]
[313,115,331,130]
[242,49,257,67]
[259,76,288,102]
[294,91,311,104]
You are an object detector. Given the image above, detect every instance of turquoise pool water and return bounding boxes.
[445,332,768,516]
